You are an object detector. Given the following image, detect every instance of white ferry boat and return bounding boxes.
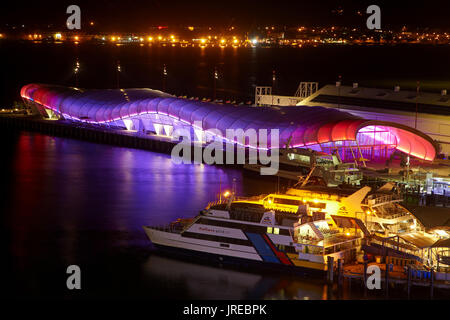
[144,188,378,275]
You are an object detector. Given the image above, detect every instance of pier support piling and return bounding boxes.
[407,266,411,299]
[337,259,343,288]
[430,268,434,300]
[385,262,389,298]
[363,261,368,297]
[327,256,334,284]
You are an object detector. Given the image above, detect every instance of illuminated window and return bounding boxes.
[267,227,273,233]
[274,228,280,235]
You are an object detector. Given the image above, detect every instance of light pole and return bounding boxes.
[415,81,420,129]
[213,66,218,101]
[337,75,342,109]
[272,69,276,94]
[74,60,80,87]
[116,60,121,89]
[162,64,167,92]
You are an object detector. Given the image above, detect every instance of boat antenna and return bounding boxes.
[284,134,293,150]
[294,164,317,188]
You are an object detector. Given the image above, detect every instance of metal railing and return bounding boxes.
[363,194,403,206]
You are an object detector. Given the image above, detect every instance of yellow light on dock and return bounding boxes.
[223,190,231,198]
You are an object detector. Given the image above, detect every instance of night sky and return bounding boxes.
[1,0,450,31]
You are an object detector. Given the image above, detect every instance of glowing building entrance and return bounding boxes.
[319,125,398,162]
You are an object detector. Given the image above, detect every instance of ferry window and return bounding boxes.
[274,228,280,235]
[307,201,326,209]
[273,198,302,206]
[267,227,273,233]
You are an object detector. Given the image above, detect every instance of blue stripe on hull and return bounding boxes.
[152,244,325,277]
[245,232,280,263]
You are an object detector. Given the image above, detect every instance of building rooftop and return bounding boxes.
[300,84,450,117]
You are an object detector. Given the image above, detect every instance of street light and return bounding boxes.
[116,60,121,89]
[213,66,219,101]
[336,75,342,109]
[162,64,167,91]
[74,60,80,87]
[415,81,420,129]
[272,70,276,94]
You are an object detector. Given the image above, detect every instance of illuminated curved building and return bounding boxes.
[21,83,438,161]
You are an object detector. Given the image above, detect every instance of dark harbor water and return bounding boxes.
[1,131,444,300]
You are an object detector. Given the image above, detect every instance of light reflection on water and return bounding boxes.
[142,255,328,300]
[5,131,437,300]
[4,131,299,299]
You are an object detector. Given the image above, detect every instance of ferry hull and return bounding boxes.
[151,243,326,277]
[144,227,326,277]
